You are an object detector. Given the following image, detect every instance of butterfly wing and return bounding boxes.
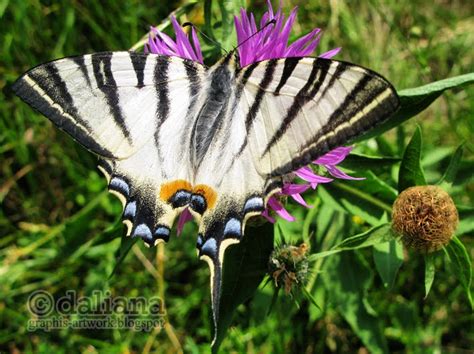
[240,57,400,176]
[193,56,399,339]
[13,51,207,245]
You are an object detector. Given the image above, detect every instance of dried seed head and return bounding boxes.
[391,185,458,252]
[268,243,310,294]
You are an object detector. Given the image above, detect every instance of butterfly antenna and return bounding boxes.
[234,19,276,51]
[182,22,228,55]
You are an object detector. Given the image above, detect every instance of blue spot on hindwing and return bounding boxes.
[171,190,191,207]
[133,224,152,242]
[224,218,241,237]
[123,201,136,219]
[243,196,264,213]
[154,226,170,242]
[201,238,217,257]
[110,177,130,196]
[190,194,206,214]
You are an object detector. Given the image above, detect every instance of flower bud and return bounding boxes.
[391,185,458,252]
[268,243,310,294]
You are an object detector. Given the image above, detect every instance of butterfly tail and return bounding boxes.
[210,256,222,346]
[198,247,223,345]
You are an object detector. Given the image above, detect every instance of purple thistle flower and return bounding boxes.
[148,2,360,228]
[234,0,341,67]
[146,16,203,64]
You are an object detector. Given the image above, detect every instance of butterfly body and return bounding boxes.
[13,50,399,337]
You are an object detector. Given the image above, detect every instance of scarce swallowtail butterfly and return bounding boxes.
[13,48,399,336]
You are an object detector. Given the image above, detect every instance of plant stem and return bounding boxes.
[332,181,393,213]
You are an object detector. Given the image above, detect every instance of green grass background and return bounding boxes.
[1,0,473,353]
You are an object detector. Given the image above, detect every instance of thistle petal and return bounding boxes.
[268,197,296,222]
[295,167,333,184]
[314,146,353,165]
[325,165,365,180]
[261,209,276,224]
[146,16,204,64]
[319,47,342,59]
[177,208,193,236]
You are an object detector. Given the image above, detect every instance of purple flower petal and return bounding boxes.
[290,193,312,208]
[319,47,341,59]
[281,183,310,195]
[325,165,365,180]
[177,208,193,236]
[268,197,296,222]
[261,209,276,224]
[295,166,333,184]
[146,16,204,64]
[191,27,204,63]
[314,146,353,165]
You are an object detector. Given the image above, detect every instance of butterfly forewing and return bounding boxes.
[239,57,400,176]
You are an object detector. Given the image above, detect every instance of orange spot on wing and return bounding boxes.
[160,180,192,202]
[193,184,217,210]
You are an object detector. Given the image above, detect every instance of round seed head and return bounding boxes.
[391,185,458,252]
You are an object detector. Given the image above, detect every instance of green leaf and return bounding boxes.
[309,223,392,261]
[457,218,474,236]
[323,252,388,354]
[445,236,473,309]
[421,146,454,167]
[319,173,396,227]
[212,222,274,352]
[424,253,436,298]
[335,223,392,250]
[341,198,381,226]
[457,205,474,236]
[340,154,400,171]
[373,240,404,289]
[438,143,464,185]
[356,73,474,141]
[398,126,426,192]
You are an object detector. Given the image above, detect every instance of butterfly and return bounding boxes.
[13,50,399,337]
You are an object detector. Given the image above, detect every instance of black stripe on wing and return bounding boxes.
[235,60,278,156]
[154,55,171,126]
[129,51,148,88]
[274,57,301,95]
[153,56,171,178]
[91,52,133,145]
[72,56,92,88]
